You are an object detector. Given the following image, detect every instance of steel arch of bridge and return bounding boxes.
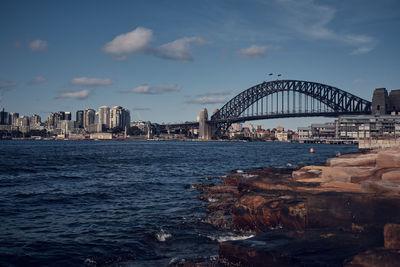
[210,80,371,135]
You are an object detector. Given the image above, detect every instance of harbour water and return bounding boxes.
[0,140,357,266]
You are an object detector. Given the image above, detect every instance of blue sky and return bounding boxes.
[1,0,399,129]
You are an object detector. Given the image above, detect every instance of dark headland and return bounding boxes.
[183,147,400,266]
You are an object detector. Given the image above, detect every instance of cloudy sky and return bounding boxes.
[1,0,399,129]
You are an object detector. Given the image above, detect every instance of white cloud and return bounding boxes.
[238,45,279,58]
[103,27,209,61]
[0,80,17,89]
[29,39,48,52]
[155,37,209,62]
[57,89,91,100]
[103,27,153,59]
[186,96,227,105]
[201,90,231,96]
[276,0,376,54]
[70,77,113,87]
[127,84,181,94]
[131,107,151,111]
[32,76,46,84]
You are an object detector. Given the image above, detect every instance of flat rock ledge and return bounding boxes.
[182,147,400,267]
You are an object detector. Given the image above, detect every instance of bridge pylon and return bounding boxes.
[199,108,214,140]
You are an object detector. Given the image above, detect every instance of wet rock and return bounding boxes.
[306,193,400,230]
[206,210,232,229]
[231,194,306,232]
[384,224,400,249]
[186,183,216,191]
[206,197,236,214]
[218,229,382,267]
[222,174,245,186]
[346,248,400,267]
[205,186,240,197]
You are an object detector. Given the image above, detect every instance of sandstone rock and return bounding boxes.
[232,195,306,232]
[376,151,400,168]
[384,223,400,249]
[205,186,239,196]
[320,166,376,183]
[361,180,400,196]
[347,248,400,267]
[327,153,377,167]
[382,170,400,183]
[292,166,322,180]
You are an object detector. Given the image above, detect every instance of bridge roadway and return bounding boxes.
[161,79,372,138]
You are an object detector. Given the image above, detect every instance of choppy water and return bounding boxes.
[0,140,357,266]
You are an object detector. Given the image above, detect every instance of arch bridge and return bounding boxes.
[203,80,371,137]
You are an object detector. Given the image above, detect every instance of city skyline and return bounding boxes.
[1,0,400,129]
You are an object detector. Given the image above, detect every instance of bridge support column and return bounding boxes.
[199,108,213,140]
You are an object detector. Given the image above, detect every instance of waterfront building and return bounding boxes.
[16,116,30,133]
[9,112,19,126]
[65,112,71,120]
[110,106,130,130]
[337,114,400,140]
[76,110,84,128]
[98,106,110,132]
[60,120,75,135]
[297,127,312,140]
[83,109,95,130]
[29,114,41,128]
[0,108,10,125]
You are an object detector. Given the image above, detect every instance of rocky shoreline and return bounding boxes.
[183,147,400,266]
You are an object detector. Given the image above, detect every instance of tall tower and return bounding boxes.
[83,109,95,129]
[199,108,213,140]
[372,88,389,115]
[389,90,400,113]
[76,110,84,128]
[98,106,110,131]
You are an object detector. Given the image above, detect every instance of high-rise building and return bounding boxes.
[110,106,130,130]
[76,110,84,128]
[46,111,65,129]
[0,108,9,125]
[65,112,71,120]
[98,106,110,131]
[29,114,41,127]
[83,109,95,130]
[9,112,19,126]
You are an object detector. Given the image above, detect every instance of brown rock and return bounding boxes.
[385,223,400,249]
[327,154,377,167]
[382,170,400,183]
[376,152,400,168]
[347,248,400,267]
[292,166,322,180]
[361,180,400,196]
[205,186,240,196]
[219,229,383,267]
[232,195,306,232]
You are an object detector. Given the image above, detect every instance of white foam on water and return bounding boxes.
[155,228,172,242]
[207,197,218,203]
[207,233,254,242]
